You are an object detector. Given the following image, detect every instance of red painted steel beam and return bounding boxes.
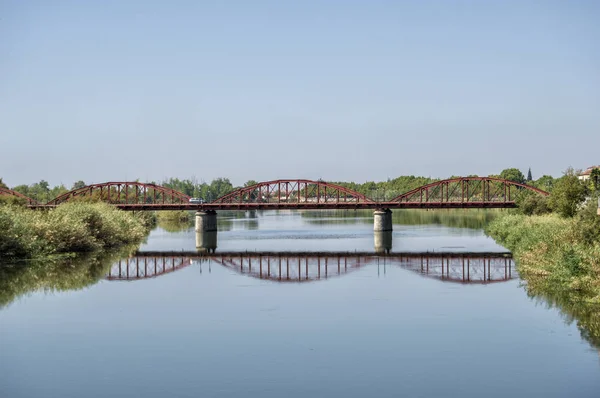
[390,176,548,203]
[45,181,191,205]
[212,179,374,205]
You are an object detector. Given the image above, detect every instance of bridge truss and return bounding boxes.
[46,181,191,207]
[389,177,549,208]
[19,177,548,210]
[211,179,375,209]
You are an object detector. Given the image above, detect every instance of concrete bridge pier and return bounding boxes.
[196,231,217,253]
[195,210,217,232]
[374,231,393,254]
[373,209,393,232]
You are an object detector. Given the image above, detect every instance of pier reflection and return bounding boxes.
[374,231,393,254]
[195,231,217,253]
[106,251,515,284]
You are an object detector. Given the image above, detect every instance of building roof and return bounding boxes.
[580,166,600,176]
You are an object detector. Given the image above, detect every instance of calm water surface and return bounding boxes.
[1,210,599,397]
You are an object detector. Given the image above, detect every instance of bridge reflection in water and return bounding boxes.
[106,251,515,284]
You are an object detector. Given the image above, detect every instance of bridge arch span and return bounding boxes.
[390,177,549,205]
[213,179,374,206]
[46,181,191,206]
[0,187,38,205]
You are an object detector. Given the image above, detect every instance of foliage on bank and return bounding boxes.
[489,165,600,346]
[486,210,600,346]
[0,202,154,259]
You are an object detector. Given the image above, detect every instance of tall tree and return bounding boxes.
[209,178,233,200]
[527,168,533,182]
[534,175,555,192]
[548,167,587,217]
[12,185,30,198]
[71,180,86,190]
[29,180,51,202]
[589,168,600,193]
[500,168,526,184]
[0,178,7,189]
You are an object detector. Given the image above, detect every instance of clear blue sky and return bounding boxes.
[1,0,599,188]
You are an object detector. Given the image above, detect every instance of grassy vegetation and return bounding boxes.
[0,202,155,260]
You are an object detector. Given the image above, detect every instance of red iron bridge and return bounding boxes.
[2,177,548,211]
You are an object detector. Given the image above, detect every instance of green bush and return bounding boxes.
[515,191,551,216]
[575,195,600,246]
[0,203,152,259]
[0,206,45,257]
[547,169,587,218]
[0,196,28,207]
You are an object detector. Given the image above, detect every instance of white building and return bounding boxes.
[578,166,600,182]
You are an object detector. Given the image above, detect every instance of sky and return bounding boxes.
[1,0,599,188]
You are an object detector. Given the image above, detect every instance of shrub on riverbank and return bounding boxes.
[0,203,153,259]
[0,196,28,207]
[575,196,600,245]
[486,214,600,300]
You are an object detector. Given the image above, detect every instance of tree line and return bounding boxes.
[0,177,242,204]
[1,167,596,205]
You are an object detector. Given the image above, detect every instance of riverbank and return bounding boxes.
[485,212,600,345]
[0,203,155,260]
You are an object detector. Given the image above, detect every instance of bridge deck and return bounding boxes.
[133,250,513,258]
[29,202,517,211]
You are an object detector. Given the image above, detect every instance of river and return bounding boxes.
[1,210,599,397]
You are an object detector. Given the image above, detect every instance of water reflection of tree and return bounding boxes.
[156,214,243,233]
[301,209,501,230]
[528,289,600,350]
[0,246,137,308]
[157,219,194,233]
